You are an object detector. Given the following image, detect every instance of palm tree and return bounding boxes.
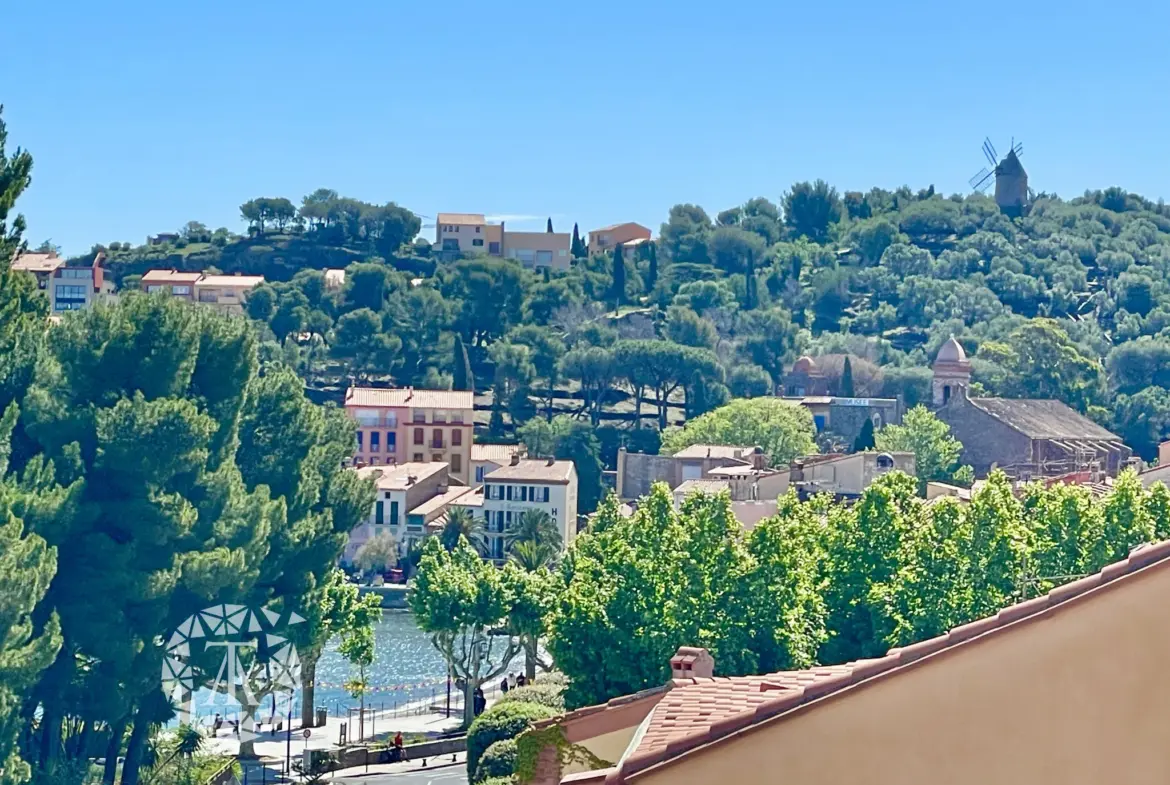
[505,509,562,552]
[144,724,204,785]
[439,506,485,553]
[508,540,559,572]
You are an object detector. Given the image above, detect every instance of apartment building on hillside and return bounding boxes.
[49,252,116,313]
[435,213,571,270]
[141,269,202,300]
[345,386,475,484]
[193,274,265,313]
[481,456,577,561]
[587,222,652,257]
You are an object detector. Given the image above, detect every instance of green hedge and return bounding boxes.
[495,680,566,712]
[477,778,515,785]
[474,739,518,783]
[466,701,556,778]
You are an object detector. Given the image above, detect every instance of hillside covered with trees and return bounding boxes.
[81,179,1170,468]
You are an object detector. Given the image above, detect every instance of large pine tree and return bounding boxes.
[0,407,62,785]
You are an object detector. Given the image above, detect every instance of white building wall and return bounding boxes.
[481,481,575,560]
[344,487,409,563]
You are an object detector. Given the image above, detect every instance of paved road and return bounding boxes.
[332,765,468,784]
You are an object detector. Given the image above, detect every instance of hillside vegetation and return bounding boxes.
[78,181,1170,466]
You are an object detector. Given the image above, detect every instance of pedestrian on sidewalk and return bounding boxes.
[508,672,517,690]
[517,674,527,688]
[394,731,409,762]
[500,676,509,694]
[474,686,486,716]
[213,714,222,736]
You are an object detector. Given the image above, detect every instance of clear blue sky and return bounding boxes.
[5,0,1169,255]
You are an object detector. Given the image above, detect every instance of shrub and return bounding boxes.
[496,679,566,712]
[466,701,556,779]
[477,778,515,785]
[474,739,518,783]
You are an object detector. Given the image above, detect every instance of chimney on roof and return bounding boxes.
[670,647,714,680]
[510,453,521,466]
[546,457,555,466]
[407,475,417,486]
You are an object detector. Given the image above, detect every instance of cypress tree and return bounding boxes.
[571,223,586,258]
[453,334,473,392]
[646,242,658,291]
[852,417,876,452]
[610,244,626,309]
[842,356,855,397]
[744,253,758,310]
[546,217,554,233]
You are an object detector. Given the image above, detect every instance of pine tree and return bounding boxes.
[546,217,554,233]
[0,107,45,425]
[842,356,855,397]
[570,223,586,258]
[0,406,62,785]
[610,244,626,309]
[453,334,473,392]
[852,417,876,452]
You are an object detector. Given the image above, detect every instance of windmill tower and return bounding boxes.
[969,137,1028,218]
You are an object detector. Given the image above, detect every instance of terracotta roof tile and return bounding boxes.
[671,444,760,460]
[471,443,525,463]
[345,387,474,410]
[606,538,1170,783]
[484,459,574,484]
[11,252,64,273]
[969,397,1122,441]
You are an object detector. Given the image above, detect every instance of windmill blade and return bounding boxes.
[1012,142,1024,157]
[983,138,998,166]
[970,168,994,192]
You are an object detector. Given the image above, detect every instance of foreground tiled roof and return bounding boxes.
[602,538,1170,783]
[970,397,1122,441]
[345,387,474,410]
[633,665,855,761]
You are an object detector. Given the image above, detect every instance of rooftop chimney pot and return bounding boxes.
[510,453,521,466]
[670,647,714,680]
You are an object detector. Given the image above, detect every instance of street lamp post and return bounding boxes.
[285,710,291,778]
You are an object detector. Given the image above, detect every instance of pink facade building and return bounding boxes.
[344,387,475,484]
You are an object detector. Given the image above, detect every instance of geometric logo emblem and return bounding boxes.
[162,604,305,744]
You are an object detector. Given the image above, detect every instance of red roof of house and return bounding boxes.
[597,537,1170,783]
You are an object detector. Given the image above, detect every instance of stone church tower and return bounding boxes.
[933,336,972,407]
